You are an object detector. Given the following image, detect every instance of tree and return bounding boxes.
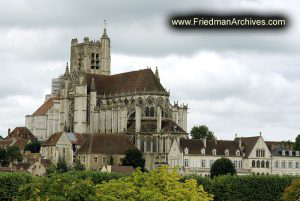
[73,159,85,171]
[56,156,69,173]
[96,166,213,201]
[0,148,9,167]
[24,140,41,153]
[294,135,300,150]
[283,179,300,201]
[46,164,57,176]
[210,158,236,178]
[6,145,23,163]
[190,125,216,140]
[122,148,145,171]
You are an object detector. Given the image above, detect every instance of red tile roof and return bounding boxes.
[86,69,166,95]
[76,133,136,155]
[33,97,59,116]
[13,139,30,151]
[6,127,36,141]
[42,132,63,146]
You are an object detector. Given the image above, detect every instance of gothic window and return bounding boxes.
[266,161,270,168]
[129,112,135,118]
[262,149,265,157]
[163,138,166,153]
[146,137,151,152]
[95,53,99,69]
[261,160,265,168]
[140,138,145,153]
[256,149,260,157]
[91,53,95,69]
[252,160,256,168]
[256,160,260,168]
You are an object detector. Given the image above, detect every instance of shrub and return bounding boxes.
[283,179,300,201]
[122,148,146,171]
[96,166,214,201]
[73,159,85,171]
[194,174,295,201]
[210,158,236,178]
[0,172,32,200]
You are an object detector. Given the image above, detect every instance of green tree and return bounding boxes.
[24,140,41,153]
[283,179,300,201]
[294,135,300,150]
[96,166,214,201]
[0,148,9,167]
[73,159,85,171]
[56,156,69,173]
[6,145,23,163]
[210,158,236,178]
[122,148,145,171]
[190,125,215,140]
[46,164,57,176]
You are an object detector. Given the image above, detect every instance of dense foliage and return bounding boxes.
[294,135,300,151]
[210,158,236,178]
[24,140,41,153]
[186,174,296,201]
[190,125,216,140]
[283,179,300,201]
[0,145,23,166]
[0,148,8,166]
[73,159,85,171]
[56,156,69,173]
[122,148,146,171]
[0,172,32,200]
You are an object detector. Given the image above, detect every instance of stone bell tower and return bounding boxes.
[70,24,111,75]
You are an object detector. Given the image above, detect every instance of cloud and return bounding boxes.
[0,0,300,142]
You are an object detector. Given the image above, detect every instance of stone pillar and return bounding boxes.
[157,106,162,132]
[135,106,141,133]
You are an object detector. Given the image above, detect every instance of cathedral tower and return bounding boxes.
[70,27,111,75]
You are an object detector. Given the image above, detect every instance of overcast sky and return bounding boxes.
[0,0,299,141]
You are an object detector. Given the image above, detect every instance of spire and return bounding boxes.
[102,19,108,38]
[155,66,160,82]
[91,78,96,92]
[64,62,70,78]
[104,19,107,34]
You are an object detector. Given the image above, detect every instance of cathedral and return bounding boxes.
[26,28,188,169]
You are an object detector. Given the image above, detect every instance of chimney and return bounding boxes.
[8,128,11,135]
[203,137,207,148]
[259,131,262,136]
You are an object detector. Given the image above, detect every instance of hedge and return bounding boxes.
[62,170,125,184]
[0,172,33,200]
[192,174,296,201]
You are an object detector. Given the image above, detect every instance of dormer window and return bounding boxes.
[289,151,293,156]
[201,148,205,155]
[225,149,229,156]
[236,150,240,156]
[282,150,286,156]
[296,151,299,157]
[184,147,189,155]
[212,149,216,156]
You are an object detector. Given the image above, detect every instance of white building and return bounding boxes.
[25,97,60,141]
[168,135,300,176]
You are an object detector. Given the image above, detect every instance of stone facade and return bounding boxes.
[168,135,300,176]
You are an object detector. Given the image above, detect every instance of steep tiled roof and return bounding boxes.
[6,127,36,141]
[0,139,14,149]
[42,132,63,146]
[111,165,134,174]
[13,139,30,151]
[235,136,260,158]
[180,139,241,156]
[33,97,59,116]
[127,120,186,134]
[76,133,135,155]
[86,69,166,95]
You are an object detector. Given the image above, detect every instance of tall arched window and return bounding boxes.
[257,160,260,168]
[266,161,270,168]
[261,160,265,168]
[262,149,265,157]
[252,160,256,168]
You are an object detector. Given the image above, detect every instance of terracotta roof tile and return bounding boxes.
[13,139,30,151]
[0,139,14,149]
[235,136,260,158]
[42,132,63,146]
[86,69,166,95]
[33,97,59,116]
[111,165,134,174]
[76,133,135,155]
[6,127,36,141]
